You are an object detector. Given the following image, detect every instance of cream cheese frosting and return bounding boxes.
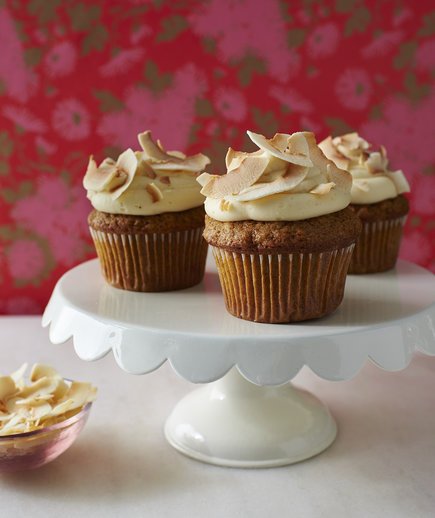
[197,131,352,222]
[83,131,210,215]
[318,132,410,205]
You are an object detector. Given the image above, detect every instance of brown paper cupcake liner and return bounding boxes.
[211,245,355,323]
[90,227,208,292]
[348,216,407,274]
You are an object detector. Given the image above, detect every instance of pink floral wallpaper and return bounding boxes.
[0,0,434,314]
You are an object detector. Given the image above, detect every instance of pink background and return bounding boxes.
[0,0,434,314]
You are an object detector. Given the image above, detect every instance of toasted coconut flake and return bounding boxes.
[63,382,97,411]
[200,155,269,198]
[310,182,335,195]
[385,170,410,193]
[138,131,170,161]
[30,364,61,382]
[0,377,16,401]
[50,400,74,417]
[19,377,59,400]
[0,414,25,436]
[268,133,290,152]
[303,132,352,191]
[15,393,52,405]
[166,150,186,159]
[282,163,309,181]
[10,364,28,385]
[196,171,215,187]
[318,136,350,170]
[225,147,239,170]
[151,154,210,172]
[110,148,138,200]
[138,130,210,171]
[281,132,313,165]
[325,163,352,192]
[83,157,126,192]
[230,182,289,202]
[5,398,19,414]
[231,165,308,202]
[25,401,53,421]
[137,160,157,179]
[159,175,171,185]
[336,132,369,159]
[83,148,138,201]
[53,378,69,400]
[100,157,116,166]
[247,130,313,167]
[366,151,388,174]
[225,148,263,171]
[146,183,163,203]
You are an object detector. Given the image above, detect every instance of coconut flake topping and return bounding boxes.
[84,131,210,214]
[198,130,350,201]
[319,132,410,196]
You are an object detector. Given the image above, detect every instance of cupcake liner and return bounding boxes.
[211,245,355,323]
[90,227,208,292]
[348,216,407,274]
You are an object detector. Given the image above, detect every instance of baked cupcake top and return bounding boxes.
[197,131,352,222]
[319,132,410,205]
[83,131,210,215]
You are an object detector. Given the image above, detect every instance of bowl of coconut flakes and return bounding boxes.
[0,363,96,472]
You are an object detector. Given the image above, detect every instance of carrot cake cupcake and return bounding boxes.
[83,131,210,291]
[319,133,410,273]
[198,131,361,323]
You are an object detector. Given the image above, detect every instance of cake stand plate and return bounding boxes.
[42,258,435,467]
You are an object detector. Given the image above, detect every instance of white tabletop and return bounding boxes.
[0,316,434,517]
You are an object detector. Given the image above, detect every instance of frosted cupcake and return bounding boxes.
[198,131,361,323]
[83,131,210,291]
[319,133,410,273]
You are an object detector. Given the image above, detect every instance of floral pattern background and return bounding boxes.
[0,0,434,314]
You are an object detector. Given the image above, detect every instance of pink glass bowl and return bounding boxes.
[0,402,92,473]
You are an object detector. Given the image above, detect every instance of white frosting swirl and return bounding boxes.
[83,131,210,215]
[318,133,410,205]
[205,189,350,222]
[198,131,352,222]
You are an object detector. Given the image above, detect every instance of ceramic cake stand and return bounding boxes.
[42,257,435,468]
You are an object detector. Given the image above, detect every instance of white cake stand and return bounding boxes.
[42,257,435,468]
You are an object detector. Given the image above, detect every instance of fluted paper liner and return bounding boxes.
[90,227,208,292]
[349,216,406,274]
[212,245,354,323]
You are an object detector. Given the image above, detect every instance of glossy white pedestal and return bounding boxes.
[42,258,435,467]
[164,368,337,467]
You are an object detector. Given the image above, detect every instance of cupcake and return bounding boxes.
[197,131,361,323]
[319,133,410,273]
[83,131,210,292]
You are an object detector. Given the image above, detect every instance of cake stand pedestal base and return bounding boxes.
[164,368,337,468]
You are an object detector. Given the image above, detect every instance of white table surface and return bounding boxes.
[0,316,434,518]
